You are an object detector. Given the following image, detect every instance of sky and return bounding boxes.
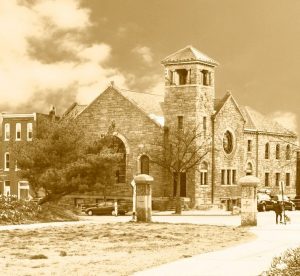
[0,0,299,134]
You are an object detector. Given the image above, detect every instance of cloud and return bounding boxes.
[268,111,298,133]
[132,45,153,65]
[0,0,127,114]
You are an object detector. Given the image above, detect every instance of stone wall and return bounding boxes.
[76,87,168,198]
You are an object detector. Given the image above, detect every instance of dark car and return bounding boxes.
[84,203,128,216]
[257,193,274,212]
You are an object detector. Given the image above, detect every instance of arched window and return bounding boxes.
[246,162,253,175]
[265,143,270,159]
[276,144,280,160]
[140,155,150,175]
[200,162,208,185]
[286,145,291,160]
[112,137,126,183]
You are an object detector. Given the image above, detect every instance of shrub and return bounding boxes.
[262,247,300,275]
[0,195,78,225]
[30,254,48,259]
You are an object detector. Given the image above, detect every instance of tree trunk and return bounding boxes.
[175,173,182,214]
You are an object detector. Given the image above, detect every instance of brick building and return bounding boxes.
[0,111,55,199]
[2,46,298,209]
[63,45,298,209]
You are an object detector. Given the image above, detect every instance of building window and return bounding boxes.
[4,152,9,171]
[173,172,186,197]
[286,173,290,186]
[112,137,126,184]
[221,170,225,185]
[227,169,231,185]
[4,123,10,141]
[200,162,208,185]
[203,116,207,136]
[16,123,21,141]
[232,170,237,185]
[247,140,252,152]
[276,144,280,160]
[275,173,280,186]
[223,131,233,154]
[202,70,211,86]
[4,181,10,196]
[27,123,33,141]
[265,173,269,186]
[177,116,183,130]
[18,181,29,199]
[175,69,188,85]
[286,145,291,160]
[265,143,270,159]
[140,155,150,175]
[246,162,253,175]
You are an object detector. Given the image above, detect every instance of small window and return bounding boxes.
[177,116,183,130]
[203,117,207,136]
[246,162,253,175]
[275,173,280,186]
[4,152,9,171]
[286,145,291,160]
[4,181,10,196]
[4,123,10,141]
[16,123,21,141]
[221,170,226,185]
[276,144,280,160]
[140,155,150,175]
[265,173,269,186]
[227,169,231,185]
[247,140,252,152]
[232,170,237,185]
[286,173,290,186]
[200,162,208,185]
[202,70,211,86]
[27,123,33,141]
[175,69,188,85]
[265,143,270,159]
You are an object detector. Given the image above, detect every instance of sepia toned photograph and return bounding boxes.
[0,1,300,275]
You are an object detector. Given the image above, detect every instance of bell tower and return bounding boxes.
[162,45,219,132]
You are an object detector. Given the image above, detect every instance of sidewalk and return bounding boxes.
[135,222,300,276]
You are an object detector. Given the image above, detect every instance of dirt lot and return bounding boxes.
[0,222,254,275]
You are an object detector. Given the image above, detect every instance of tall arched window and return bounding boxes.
[276,144,280,160]
[140,155,150,175]
[246,162,253,175]
[112,137,126,183]
[200,162,208,185]
[286,145,291,160]
[265,143,270,159]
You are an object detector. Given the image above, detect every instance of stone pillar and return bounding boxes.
[134,174,153,222]
[239,175,259,226]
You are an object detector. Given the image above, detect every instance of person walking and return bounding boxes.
[274,200,283,224]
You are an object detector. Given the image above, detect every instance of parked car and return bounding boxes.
[257,193,274,212]
[84,203,128,216]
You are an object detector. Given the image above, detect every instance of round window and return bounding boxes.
[223,131,233,154]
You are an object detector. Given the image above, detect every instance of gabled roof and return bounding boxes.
[161,45,219,66]
[240,106,296,136]
[213,92,246,122]
[62,102,87,120]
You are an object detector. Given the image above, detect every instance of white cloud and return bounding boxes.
[0,0,127,113]
[269,111,298,133]
[132,45,153,65]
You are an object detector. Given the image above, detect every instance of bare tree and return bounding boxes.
[150,125,211,214]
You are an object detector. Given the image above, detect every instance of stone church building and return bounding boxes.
[61,45,299,209]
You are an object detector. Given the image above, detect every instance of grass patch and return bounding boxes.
[0,222,254,275]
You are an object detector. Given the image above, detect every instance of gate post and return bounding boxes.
[134,174,153,222]
[239,175,259,226]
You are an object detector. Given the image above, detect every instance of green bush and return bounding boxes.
[262,247,300,275]
[0,195,78,225]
